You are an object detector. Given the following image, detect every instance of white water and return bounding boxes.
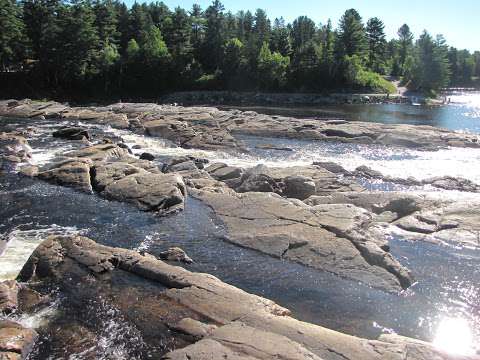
[0,225,84,281]
[103,126,480,184]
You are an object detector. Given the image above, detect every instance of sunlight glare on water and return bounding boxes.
[433,317,476,356]
[449,91,480,119]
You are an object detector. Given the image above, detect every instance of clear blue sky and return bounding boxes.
[126,0,479,52]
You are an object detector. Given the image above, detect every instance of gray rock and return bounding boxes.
[159,247,193,264]
[192,189,412,291]
[37,159,93,193]
[139,152,155,161]
[16,235,466,360]
[0,320,38,359]
[209,165,243,181]
[52,127,90,141]
[283,175,316,200]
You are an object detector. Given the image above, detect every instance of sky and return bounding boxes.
[126,0,480,52]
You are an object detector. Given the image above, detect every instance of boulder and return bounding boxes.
[283,175,316,200]
[139,152,155,161]
[0,320,38,359]
[159,247,193,264]
[236,173,279,193]
[37,159,93,193]
[94,163,187,215]
[208,165,243,181]
[0,281,19,314]
[52,127,90,141]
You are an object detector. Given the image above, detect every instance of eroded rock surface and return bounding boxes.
[32,142,187,216]
[192,189,412,291]
[14,235,476,360]
[1,99,479,151]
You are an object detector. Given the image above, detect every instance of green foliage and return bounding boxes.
[336,9,367,60]
[3,0,478,97]
[366,17,386,73]
[0,0,24,70]
[126,38,140,60]
[405,31,451,92]
[257,42,289,90]
[140,25,169,62]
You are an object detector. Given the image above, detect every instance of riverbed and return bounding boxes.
[1,94,480,358]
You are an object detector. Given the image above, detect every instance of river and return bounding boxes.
[1,92,480,358]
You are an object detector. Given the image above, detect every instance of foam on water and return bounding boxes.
[104,125,480,184]
[0,225,84,281]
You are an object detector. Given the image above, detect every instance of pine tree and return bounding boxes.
[397,24,413,73]
[93,0,119,48]
[366,17,386,73]
[291,16,316,51]
[0,0,25,71]
[336,9,367,60]
[202,0,225,72]
[270,17,291,57]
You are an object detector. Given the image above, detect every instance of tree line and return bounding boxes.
[1,0,479,99]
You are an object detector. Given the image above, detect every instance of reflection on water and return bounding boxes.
[433,317,475,356]
[224,91,480,133]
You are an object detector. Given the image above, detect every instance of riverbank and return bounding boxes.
[1,99,480,358]
[159,90,408,107]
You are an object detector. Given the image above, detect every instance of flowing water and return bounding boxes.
[1,92,480,357]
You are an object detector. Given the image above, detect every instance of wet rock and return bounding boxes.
[52,127,90,141]
[208,164,243,181]
[117,142,132,154]
[355,165,383,178]
[37,159,93,193]
[93,162,186,215]
[164,156,209,171]
[423,176,480,192]
[283,175,316,200]
[255,143,294,151]
[192,189,412,291]
[0,320,38,359]
[159,247,193,264]
[139,152,155,161]
[0,281,19,314]
[313,161,350,175]
[16,235,467,360]
[171,318,217,338]
[264,165,364,195]
[236,173,279,193]
[0,132,32,167]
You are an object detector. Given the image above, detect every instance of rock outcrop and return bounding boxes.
[14,235,476,360]
[192,189,413,291]
[0,131,31,170]
[1,99,479,151]
[31,143,187,216]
